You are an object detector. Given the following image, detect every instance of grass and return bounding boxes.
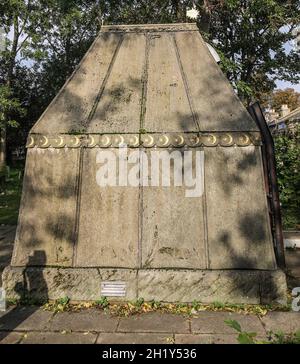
[0,166,23,225]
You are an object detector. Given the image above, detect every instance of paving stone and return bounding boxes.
[261,312,300,333]
[175,334,238,344]
[118,313,190,333]
[0,307,53,331]
[191,312,265,334]
[97,333,173,344]
[22,332,97,344]
[48,309,119,333]
[0,331,24,344]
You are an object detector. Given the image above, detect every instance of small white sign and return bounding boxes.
[0,288,6,312]
[101,281,126,297]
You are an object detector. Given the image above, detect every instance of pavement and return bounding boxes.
[0,307,299,344]
[0,226,299,344]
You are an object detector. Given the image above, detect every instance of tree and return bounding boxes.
[35,0,103,84]
[100,0,192,24]
[271,88,300,112]
[196,0,300,104]
[274,125,300,229]
[0,0,47,172]
[0,85,25,172]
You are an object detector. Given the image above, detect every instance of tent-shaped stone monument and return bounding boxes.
[3,23,286,303]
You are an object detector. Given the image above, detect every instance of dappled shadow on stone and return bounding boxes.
[0,250,48,342]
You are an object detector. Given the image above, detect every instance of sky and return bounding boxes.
[275,39,300,92]
[276,80,300,92]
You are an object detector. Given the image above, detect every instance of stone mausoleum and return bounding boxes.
[3,24,286,303]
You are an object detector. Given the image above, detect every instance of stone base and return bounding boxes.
[2,266,287,305]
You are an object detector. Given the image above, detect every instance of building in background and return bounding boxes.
[266,104,300,134]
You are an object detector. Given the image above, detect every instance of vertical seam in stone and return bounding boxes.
[115,317,121,333]
[172,33,200,132]
[72,147,84,267]
[84,35,124,128]
[32,33,102,133]
[136,269,139,300]
[138,149,144,269]
[140,34,150,130]
[258,271,263,304]
[188,319,192,334]
[138,35,150,270]
[202,147,210,269]
[94,333,100,344]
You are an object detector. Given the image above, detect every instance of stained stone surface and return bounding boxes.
[75,148,139,268]
[144,33,197,132]
[4,23,285,304]
[11,148,79,267]
[260,270,290,305]
[31,24,258,134]
[173,31,257,132]
[2,266,137,301]
[137,269,287,304]
[89,33,145,133]
[2,266,287,304]
[205,146,276,270]
[32,32,122,134]
[141,148,207,269]
[138,269,261,304]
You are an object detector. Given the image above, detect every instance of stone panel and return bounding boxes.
[2,266,137,301]
[174,31,257,131]
[33,32,122,134]
[204,146,276,269]
[138,269,262,304]
[89,33,146,133]
[2,267,287,304]
[144,33,196,132]
[141,148,207,269]
[12,148,79,267]
[75,148,139,268]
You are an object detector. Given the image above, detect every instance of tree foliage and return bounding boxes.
[196,0,300,103]
[271,88,300,112]
[274,125,300,229]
